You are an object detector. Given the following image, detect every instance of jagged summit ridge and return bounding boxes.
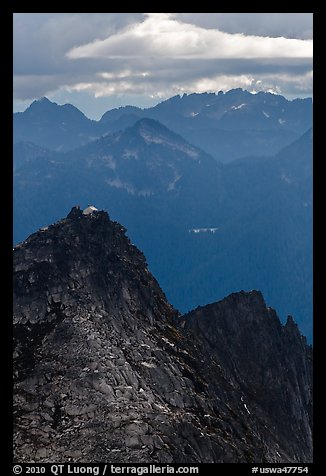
[13,207,312,463]
[14,206,173,328]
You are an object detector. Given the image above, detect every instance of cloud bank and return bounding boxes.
[13,13,313,116]
[67,13,312,60]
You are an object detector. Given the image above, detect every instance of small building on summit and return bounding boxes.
[83,205,98,215]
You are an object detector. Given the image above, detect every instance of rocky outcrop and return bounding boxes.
[13,208,313,463]
[179,292,313,462]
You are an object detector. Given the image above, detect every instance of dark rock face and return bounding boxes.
[13,209,313,463]
[179,292,313,462]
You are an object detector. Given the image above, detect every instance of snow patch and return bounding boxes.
[241,396,251,415]
[167,174,182,191]
[105,178,153,197]
[140,130,199,159]
[189,227,219,234]
[262,111,270,118]
[140,130,164,145]
[244,403,251,415]
[231,103,246,110]
[280,173,292,184]
[175,144,199,159]
[122,149,139,159]
[102,155,116,170]
[278,118,286,125]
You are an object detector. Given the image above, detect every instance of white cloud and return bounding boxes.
[64,69,313,102]
[67,13,312,61]
[13,13,313,114]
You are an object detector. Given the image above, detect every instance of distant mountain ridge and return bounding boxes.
[14,117,313,339]
[14,97,97,151]
[14,89,312,161]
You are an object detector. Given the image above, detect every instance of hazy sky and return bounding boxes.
[13,13,313,119]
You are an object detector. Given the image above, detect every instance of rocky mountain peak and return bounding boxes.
[127,117,190,147]
[14,206,172,330]
[13,209,312,463]
[34,96,52,105]
[26,97,56,114]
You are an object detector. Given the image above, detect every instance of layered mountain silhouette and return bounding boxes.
[13,207,313,463]
[13,115,313,339]
[14,89,312,161]
[13,97,97,151]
